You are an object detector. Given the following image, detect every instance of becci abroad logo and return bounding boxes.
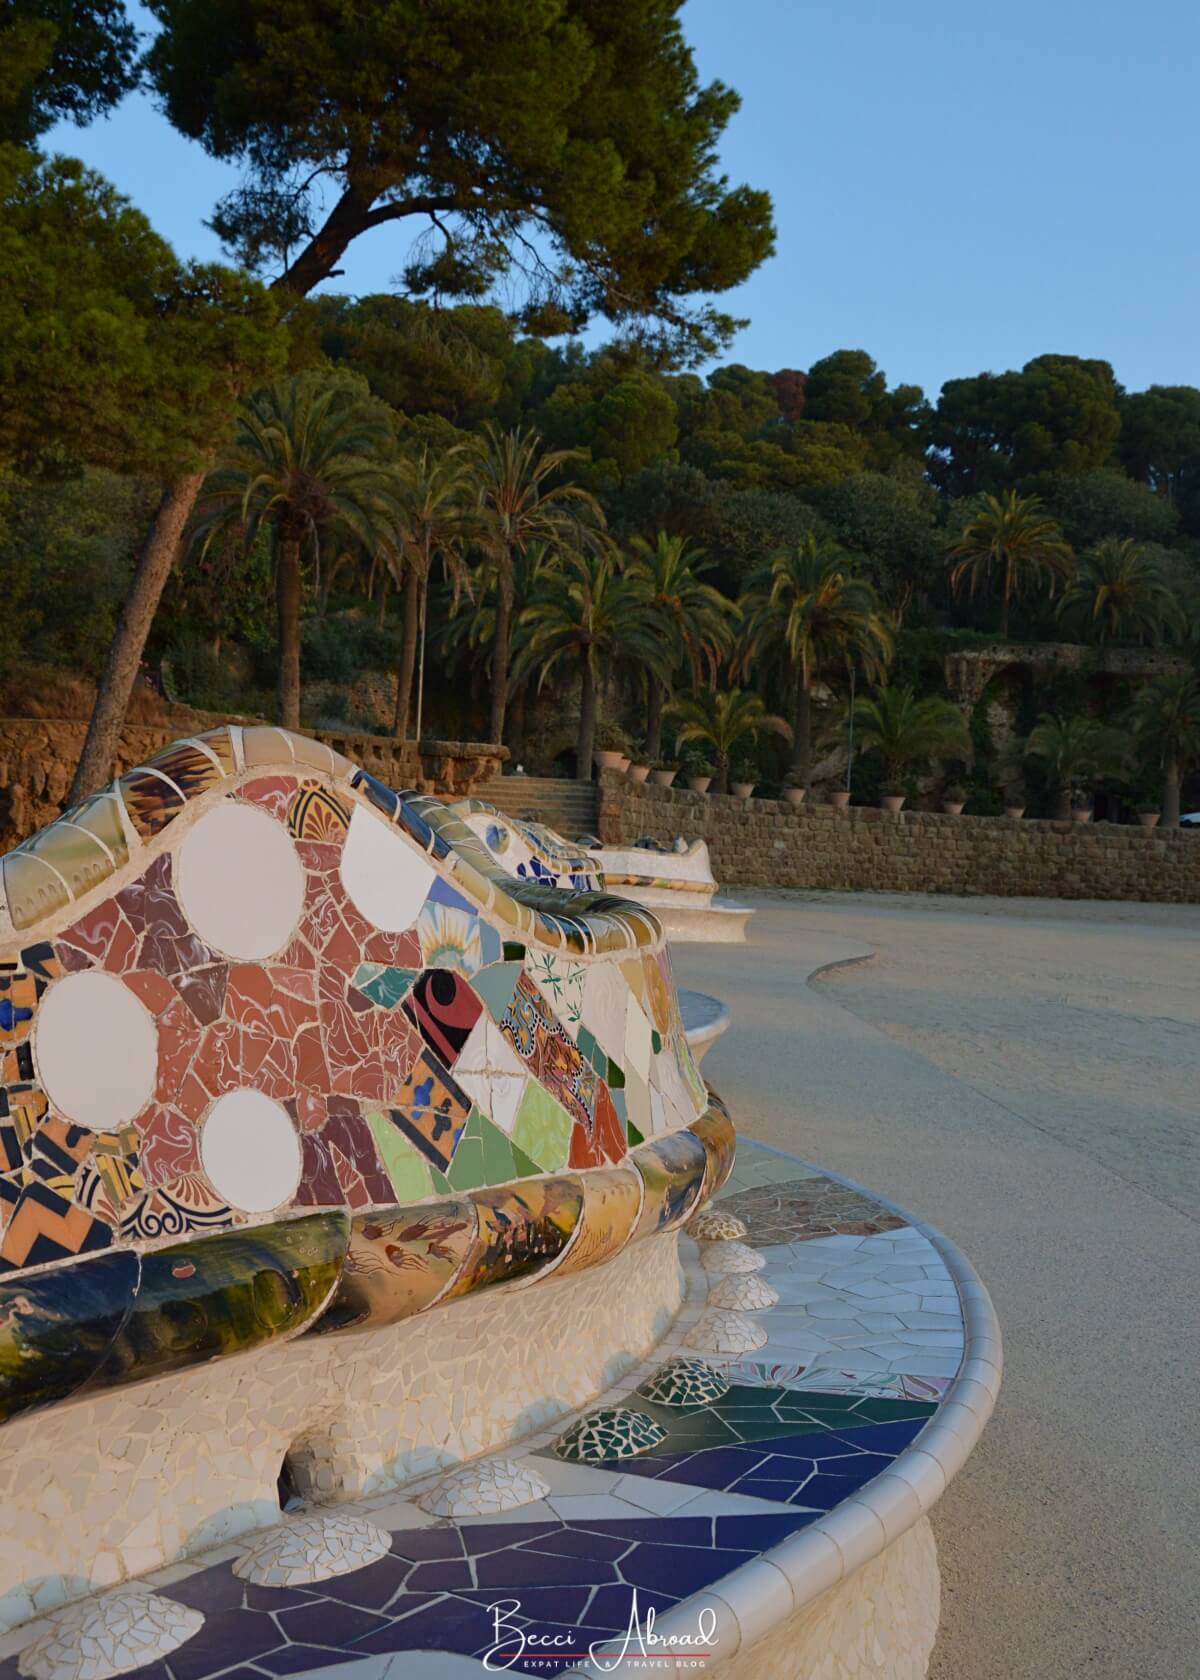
[483,1591,719,1671]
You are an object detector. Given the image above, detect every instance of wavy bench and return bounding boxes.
[0,731,998,1679]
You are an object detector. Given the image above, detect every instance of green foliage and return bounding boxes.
[0,147,287,474]
[1,1,137,144]
[1024,713,1128,793]
[1036,469,1181,550]
[145,0,775,358]
[668,687,791,789]
[947,491,1074,637]
[0,467,152,678]
[808,467,941,616]
[848,685,972,779]
[931,355,1122,496]
[1057,539,1183,645]
[802,350,930,468]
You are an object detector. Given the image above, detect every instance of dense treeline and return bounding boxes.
[2,1,1199,821]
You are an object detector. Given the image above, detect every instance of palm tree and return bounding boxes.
[626,532,737,759]
[514,548,662,780]
[1024,713,1125,818]
[668,688,792,795]
[849,685,972,785]
[947,491,1073,639]
[384,444,472,743]
[737,537,893,785]
[468,424,603,746]
[192,375,398,729]
[1057,538,1183,646]
[1129,673,1200,826]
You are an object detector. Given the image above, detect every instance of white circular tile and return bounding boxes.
[34,972,157,1132]
[200,1090,302,1213]
[339,803,435,932]
[177,801,304,959]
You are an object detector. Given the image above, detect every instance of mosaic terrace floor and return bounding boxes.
[0,1140,993,1680]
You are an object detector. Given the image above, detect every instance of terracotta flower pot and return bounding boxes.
[1005,806,1025,820]
[650,768,677,786]
[881,793,906,814]
[829,790,851,810]
[1138,811,1161,829]
[616,755,631,773]
[593,750,624,773]
[942,801,965,816]
[686,775,712,793]
[784,787,806,807]
[731,781,755,799]
[627,763,650,784]
[1071,807,1091,823]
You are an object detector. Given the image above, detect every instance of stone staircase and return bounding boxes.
[472,775,599,840]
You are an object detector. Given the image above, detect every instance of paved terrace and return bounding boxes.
[675,891,1200,1680]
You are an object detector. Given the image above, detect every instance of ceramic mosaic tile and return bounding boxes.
[636,1357,731,1408]
[0,726,734,1433]
[555,1407,667,1462]
[417,1459,551,1518]
[233,1516,392,1587]
[16,1588,202,1680]
[689,1208,748,1240]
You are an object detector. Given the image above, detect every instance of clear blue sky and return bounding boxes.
[45,0,1199,401]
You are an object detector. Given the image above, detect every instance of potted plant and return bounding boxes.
[626,740,651,783]
[593,723,632,774]
[782,769,807,808]
[684,757,714,793]
[1070,789,1092,823]
[729,757,757,799]
[880,778,906,814]
[650,758,679,787]
[1137,800,1161,830]
[829,788,851,810]
[942,782,967,816]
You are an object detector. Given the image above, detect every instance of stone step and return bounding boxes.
[472,777,599,840]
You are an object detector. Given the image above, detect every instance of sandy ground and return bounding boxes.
[672,891,1200,1680]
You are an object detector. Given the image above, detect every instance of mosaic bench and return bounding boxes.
[0,729,999,1679]
[449,809,753,945]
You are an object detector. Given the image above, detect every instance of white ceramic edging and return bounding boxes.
[562,1145,1002,1678]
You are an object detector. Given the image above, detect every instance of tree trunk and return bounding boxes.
[1000,566,1011,639]
[1054,786,1071,820]
[508,682,527,764]
[714,755,729,796]
[490,563,513,746]
[377,571,388,627]
[794,683,812,782]
[277,536,303,731]
[577,652,597,782]
[69,467,208,803]
[393,565,419,740]
[1163,758,1181,827]
[646,677,664,760]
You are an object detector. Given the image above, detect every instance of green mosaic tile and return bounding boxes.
[473,961,524,1020]
[610,1380,937,1458]
[554,1406,666,1462]
[353,964,418,1008]
[637,1357,730,1408]
[626,1118,643,1147]
[651,1029,662,1054]
[478,1112,518,1183]
[446,1110,489,1190]
[606,1059,626,1090]
[366,1111,434,1201]
[510,1139,544,1179]
[511,1083,572,1170]
[502,941,527,962]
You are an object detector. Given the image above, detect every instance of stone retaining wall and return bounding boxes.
[596,774,1200,903]
[0,718,506,848]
